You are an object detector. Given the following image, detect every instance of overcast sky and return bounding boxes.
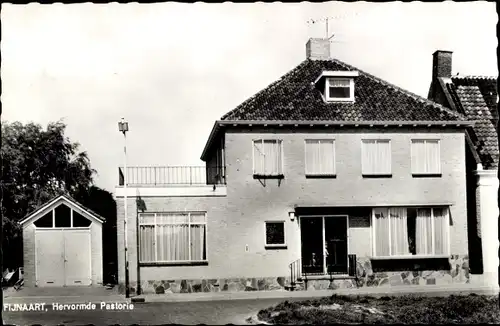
[2,2,497,194]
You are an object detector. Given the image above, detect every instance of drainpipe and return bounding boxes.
[136,208,141,295]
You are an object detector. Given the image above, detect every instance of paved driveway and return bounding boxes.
[3,298,302,325]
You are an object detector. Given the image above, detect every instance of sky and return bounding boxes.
[1,2,498,194]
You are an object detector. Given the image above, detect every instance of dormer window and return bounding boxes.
[314,71,358,103]
[326,78,354,101]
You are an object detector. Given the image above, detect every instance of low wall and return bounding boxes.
[118,255,470,294]
[306,254,469,290]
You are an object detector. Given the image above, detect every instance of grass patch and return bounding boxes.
[257,294,500,324]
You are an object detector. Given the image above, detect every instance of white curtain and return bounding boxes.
[253,140,282,175]
[362,140,391,175]
[305,140,320,174]
[139,213,207,262]
[190,225,206,261]
[433,208,448,255]
[139,225,155,262]
[264,140,281,175]
[416,208,433,255]
[426,140,440,173]
[374,208,390,256]
[412,140,440,174]
[139,214,155,262]
[320,140,335,174]
[253,141,264,174]
[329,79,350,87]
[306,140,335,175]
[411,140,426,173]
[156,224,189,261]
[389,208,410,255]
[157,213,189,261]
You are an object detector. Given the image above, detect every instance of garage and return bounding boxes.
[20,195,105,287]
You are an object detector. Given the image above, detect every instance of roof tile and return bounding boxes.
[221,59,466,123]
[448,76,498,169]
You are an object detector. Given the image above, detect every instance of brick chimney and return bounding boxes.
[428,50,453,102]
[306,38,330,60]
[432,50,453,80]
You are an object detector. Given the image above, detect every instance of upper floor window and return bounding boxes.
[326,78,354,102]
[253,139,283,177]
[361,139,392,177]
[411,139,441,176]
[305,139,336,176]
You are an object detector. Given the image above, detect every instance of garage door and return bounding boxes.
[35,229,91,287]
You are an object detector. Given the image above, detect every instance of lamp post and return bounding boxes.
[118,118,130,298]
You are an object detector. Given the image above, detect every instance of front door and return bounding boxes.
[325,216,348,274]
[300,217,324,274]
[300,215,348,275]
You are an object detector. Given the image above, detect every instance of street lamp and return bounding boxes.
[118,118,130,298]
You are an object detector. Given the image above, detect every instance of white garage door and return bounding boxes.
[35,229,91,287]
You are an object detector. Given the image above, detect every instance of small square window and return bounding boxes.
[265,221,286,248]
[326,78,354,101]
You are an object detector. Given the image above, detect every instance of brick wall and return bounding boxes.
[23,224,36,287]
[225,126,468,255]
[432,51,452,79]
[91,222,103,285]
[116,126,468,288]
[306,38,330,60]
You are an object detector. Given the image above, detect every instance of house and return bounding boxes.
[427,50,499,287]
[115,38,474,295]
[20,195,105,287]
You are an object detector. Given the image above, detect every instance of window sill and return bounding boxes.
[139,261,209,267]
[362,174,392,179]
[265,245,288,250]
[253,174,284,180]
[412,173,442,178]
[326,97,355,102]
[371,255,450,260]
[305,174,337,179]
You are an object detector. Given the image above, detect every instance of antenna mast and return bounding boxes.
[326,17,328,39]
[325,17,335,40]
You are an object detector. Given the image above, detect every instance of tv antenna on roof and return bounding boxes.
[325,17,335,40]
[306,15,351,44]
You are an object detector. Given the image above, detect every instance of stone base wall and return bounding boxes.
[353,255,470,288]
[119,277,290,295]
[118,255,470,294]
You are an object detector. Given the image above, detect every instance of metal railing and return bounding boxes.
[347,254,357,279]
[289,258,302,291]
[287,254,358,291]
[118,166,226,186]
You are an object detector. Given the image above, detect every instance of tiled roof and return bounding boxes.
[221,58,466,123]
[446,76,498,169]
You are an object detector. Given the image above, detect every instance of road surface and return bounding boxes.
[3,297,299,325]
